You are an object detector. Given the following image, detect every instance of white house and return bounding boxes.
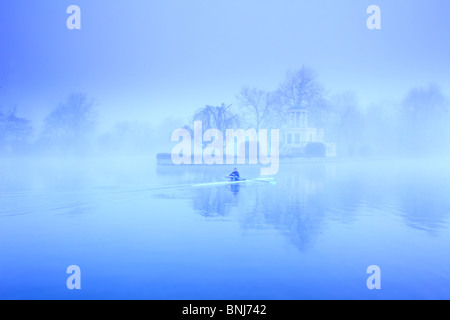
[280,106,336,157]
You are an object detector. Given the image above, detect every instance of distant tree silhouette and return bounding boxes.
[400,84,449,156]
[277,66,329,127]
[237,86,281,130]
[278,66,324,108]
[327,92,365,156]
[42,93,96,154]
[0,107,32,154]
[183,103,240,149]
[192,103,239,133]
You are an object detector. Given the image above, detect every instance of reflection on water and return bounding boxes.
[167,159,450,251]
[1,157,450,299]
[191,185,240,217]
[230,184,240,195]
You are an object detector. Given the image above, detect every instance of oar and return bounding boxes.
[242,178,277,185]
[224,176,246,181]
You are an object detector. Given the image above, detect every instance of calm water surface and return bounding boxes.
[1,157,450,299]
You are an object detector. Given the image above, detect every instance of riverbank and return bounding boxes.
[156,152,409,166]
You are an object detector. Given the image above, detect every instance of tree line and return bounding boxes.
[1,66,449,157]
[187,66,450,157]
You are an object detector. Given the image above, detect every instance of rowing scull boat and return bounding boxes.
[192,178,276,188]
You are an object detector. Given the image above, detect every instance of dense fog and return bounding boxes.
[1,72,449,162]
[1,1,450,170]
[2,1,450,300]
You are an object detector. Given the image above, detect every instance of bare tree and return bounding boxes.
[192,103,240,133]
[42,93,96,153]
[0,107,33,153]
[328,92,365,156]
[402,83,447,123]
[277,66,325,108]
[277,66,329,127]
[400,84,449,155]
[187,103,240,149]
[44,93,96,140]
[237,86,281,130]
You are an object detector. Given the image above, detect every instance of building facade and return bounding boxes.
[280,106,336,157]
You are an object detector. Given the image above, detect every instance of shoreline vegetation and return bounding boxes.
[1,153,446,164]
[2,72,449,161]
[155,152,449,166]
[156,152,334,165]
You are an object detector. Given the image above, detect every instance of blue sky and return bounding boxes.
[1,0,449,131]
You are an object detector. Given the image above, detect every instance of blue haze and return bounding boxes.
[1,0,450,300]
[1,1,450,128]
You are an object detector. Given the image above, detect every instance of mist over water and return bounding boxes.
[1,156,450,299]
[2,0,450,300]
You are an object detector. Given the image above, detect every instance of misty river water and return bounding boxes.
[1,156,450,299]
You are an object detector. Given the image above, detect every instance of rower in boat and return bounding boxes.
[227,168,241,181]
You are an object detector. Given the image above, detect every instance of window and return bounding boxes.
[295,134,300,144]
[289,113,295,127]
[287,134,292,144]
